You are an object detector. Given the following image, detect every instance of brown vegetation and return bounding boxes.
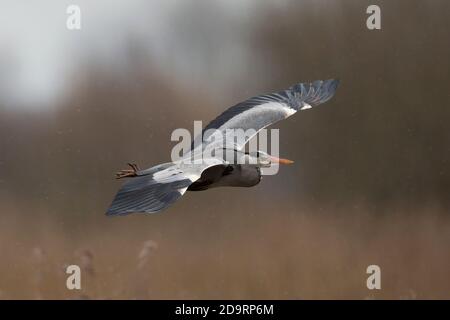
[0,0,449,299]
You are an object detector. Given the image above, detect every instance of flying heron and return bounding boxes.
[107,79,339,215]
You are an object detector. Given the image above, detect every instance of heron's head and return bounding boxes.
[248,150,294,167]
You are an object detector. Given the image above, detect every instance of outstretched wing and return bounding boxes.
[106,159,224,215]
[192,79,339,151]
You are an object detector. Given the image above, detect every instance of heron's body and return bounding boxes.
[188,163,261,191]
[107,79,339,215]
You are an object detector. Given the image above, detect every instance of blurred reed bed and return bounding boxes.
[1,203,450,299]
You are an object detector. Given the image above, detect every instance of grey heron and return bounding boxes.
[107,79,339,215]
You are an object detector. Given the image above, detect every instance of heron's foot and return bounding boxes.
[116,163,140,179]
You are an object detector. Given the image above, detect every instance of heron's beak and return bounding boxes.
[269,156,294,165]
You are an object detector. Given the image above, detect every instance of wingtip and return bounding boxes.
[323,78,340,88]
[105,205,130,217]
[326,78,340,92]
[290,78,340,107]
[105,209,119,217]
[105,206,165,216]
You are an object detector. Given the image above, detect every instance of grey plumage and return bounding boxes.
[107,79,339,215]
[193,79,339,151]
[107,175,192,215]
[203,79,338,132]
[188,164,261,191]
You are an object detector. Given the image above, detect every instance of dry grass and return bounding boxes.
[1,202,449,300]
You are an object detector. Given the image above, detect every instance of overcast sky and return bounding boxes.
[0,0,272,108]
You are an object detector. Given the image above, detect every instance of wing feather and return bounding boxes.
[192,79,339,150]
[106,159,224,215]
